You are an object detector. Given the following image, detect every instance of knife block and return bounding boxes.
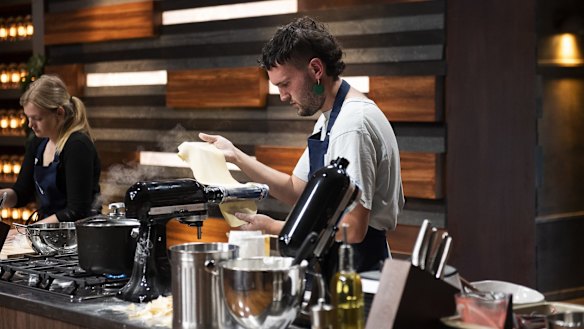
[365,258,459,329]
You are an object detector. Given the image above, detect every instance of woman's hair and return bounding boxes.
[19,74,93,154]
[259,16,345,79]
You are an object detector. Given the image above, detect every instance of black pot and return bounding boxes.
[75,211,140,276]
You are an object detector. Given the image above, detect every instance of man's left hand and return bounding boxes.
[235,212,284,235]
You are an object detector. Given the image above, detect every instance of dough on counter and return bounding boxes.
[177,141,254,227]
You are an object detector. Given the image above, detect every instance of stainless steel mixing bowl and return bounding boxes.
[219,257,307,329]
[15,222,77,255]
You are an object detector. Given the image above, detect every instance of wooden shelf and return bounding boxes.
[0,135,26,147]
[0,39,32,55]
[0,89,21,100]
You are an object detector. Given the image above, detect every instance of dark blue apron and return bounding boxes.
[307,80,388,273]
[34,139,67,220]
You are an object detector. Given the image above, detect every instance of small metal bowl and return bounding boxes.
[547,312,584,329]
[15,222,77,255]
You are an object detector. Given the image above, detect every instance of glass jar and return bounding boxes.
[7,17,16,41]
[11,155,21,178]
[24,15,33,38]
[0,64,9,88]
[16,16,26,40]
[9,63,21,89]
[0,110,8,134]
[0,18,7,41]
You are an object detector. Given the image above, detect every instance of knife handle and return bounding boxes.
[422,227,438,271]
[411,219,430,267]
[433,233,453,279]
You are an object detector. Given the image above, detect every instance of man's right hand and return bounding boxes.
[198,132,239,163]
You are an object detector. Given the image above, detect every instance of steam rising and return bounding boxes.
[100,125,198,205]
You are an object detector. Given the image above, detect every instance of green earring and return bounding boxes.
[312,79,324,95]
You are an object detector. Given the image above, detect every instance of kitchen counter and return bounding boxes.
[0,280,165,329]
[0,280,319,329]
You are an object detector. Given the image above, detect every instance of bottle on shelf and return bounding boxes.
[18,63,27,84]
[0,110,8,134]
[0,208,9,222]
[9,63,21,89]
[24,15,33,38]
[0,64,9,88]
[16,16,26,40]
[7,17,16,41]
[2,155,13,181]
[0,18,7,41]
[8,110,20,134]
[11,155,22,179]
[330,224,365,329]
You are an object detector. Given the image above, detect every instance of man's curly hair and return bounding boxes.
[259,16,345,79]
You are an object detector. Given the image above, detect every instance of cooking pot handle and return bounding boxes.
[204,259,219,276]
[12,223,29,236]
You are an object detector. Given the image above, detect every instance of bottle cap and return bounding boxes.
[310,298,335,329]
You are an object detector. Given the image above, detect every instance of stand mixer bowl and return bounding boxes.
[219,257,307,329]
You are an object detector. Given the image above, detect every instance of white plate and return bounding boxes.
[471,280,545,305]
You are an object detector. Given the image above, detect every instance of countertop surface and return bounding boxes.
[0,279,316,329]
[0,280,169,329]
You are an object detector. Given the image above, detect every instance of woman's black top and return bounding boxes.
[12,131,101,222]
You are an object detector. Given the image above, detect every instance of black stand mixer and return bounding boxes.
[278,157,361,316]
[117,178,268,303]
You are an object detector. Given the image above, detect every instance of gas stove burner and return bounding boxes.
[0,254,129,302]
[29,259,59,267]
[103,281,126,294]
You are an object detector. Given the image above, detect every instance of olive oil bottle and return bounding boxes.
[331,224,365,329]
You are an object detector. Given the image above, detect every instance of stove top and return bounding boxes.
[0,253,128,302]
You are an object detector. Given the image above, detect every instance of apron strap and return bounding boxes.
[308,80,351,177]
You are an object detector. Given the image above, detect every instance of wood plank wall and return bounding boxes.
[44,0,446,255]
[44,1,158,45]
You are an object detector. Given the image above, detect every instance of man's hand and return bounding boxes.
[234,212,284,235]
[198,132,239,163]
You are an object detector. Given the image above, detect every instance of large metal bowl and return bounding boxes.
[219,257,307,329]
[15,222,77,255]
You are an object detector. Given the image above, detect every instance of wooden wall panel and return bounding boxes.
[369,76,438,122]
[167,67,268,109]
[255,146,305,175]
[387,224,446,257]
[255,145,443,199]
[44,1,157,45]
[96,150,140,170]
[166,217,230,248]
[400,151,443,199]
[44,64,85,97]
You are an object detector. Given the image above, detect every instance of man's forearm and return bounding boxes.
[233,148,300,205]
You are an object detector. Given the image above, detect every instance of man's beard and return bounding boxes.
[296,77,326,117]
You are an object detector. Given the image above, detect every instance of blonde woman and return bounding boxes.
[0,75,101,225]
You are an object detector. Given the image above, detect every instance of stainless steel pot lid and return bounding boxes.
[76,215,139,227]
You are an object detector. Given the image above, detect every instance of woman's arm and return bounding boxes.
[54,135,99,222]
[11,137,41,208]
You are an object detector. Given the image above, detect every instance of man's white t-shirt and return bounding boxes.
[293,97,405,231]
